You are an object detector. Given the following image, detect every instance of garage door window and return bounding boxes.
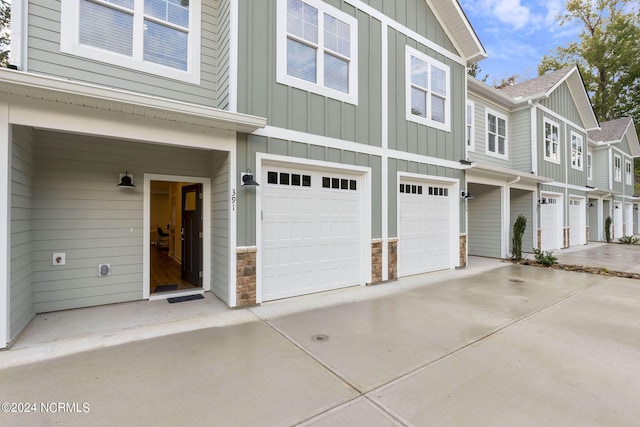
[267,171,312,187]
[322,176,357,190]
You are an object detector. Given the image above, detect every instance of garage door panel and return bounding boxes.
[540,196,561,251]
[569,199,585,246]
[262,167,363,301]
[398,181,453,277]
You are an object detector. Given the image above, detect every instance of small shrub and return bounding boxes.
[605,216,612,243]
[511,214,527,261]
[533,248,558,266]
[618,235,639,244]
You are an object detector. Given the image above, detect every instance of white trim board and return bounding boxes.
[0,102,10,348]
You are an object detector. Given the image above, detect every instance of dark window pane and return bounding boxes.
[332,178,339,188]
[267,171,278,184]
[291,174,301,186]
[417,186,422,195]
[280,173,290,185]
[341,179,348,189]
[322,177,330,188]
[429,187,433,195]
[444,188,448,197]
[303,175,311,186]
[350,180,356,190]
[400,184,404,193]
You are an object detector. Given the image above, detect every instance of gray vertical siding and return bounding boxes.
[211,151,230,303]
[510,189,534,255]
[27,0,223,107]
[468,183,502,257]
[542,83,584,127]
[32,131,219,312]
[510,109,532,173]
[10,126,36,340]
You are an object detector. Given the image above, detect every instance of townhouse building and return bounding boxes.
[0,0,486,348]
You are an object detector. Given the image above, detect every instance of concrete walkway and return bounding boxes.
[2,252,640,426]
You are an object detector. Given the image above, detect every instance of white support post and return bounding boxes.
[0,102,10,348]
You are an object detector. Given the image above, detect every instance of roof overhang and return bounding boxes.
[466,163,553,185]
[0,69,267,134]
[587,188,621,197]
[467,76,518,106]
[428,0,487,64]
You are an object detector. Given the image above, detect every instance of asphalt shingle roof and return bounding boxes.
[498,67,575,99]
[589,117,633,142]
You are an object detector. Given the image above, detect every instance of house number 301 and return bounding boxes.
[231,189,236,211]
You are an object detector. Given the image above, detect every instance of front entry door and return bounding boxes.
[182,184,203,286]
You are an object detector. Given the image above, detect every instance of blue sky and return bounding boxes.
[460,0,582,85]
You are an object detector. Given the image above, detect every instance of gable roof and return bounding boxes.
[429,0,487,63]
[589,117,640,157]
[496,66,599,130]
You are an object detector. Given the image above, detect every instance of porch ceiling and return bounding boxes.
[0,69,267,134]
[467,164,553,186]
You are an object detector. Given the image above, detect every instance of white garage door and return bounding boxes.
[614,203,623,239]
[569,198,585,246]
[540,196,562,251]
[625,203,634,237]
[398,180,453,277]
[261,167,363,301]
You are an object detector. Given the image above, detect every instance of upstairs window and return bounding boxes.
[406,46,451,132]
[587,150,593,180]
[466,101,475,151]
[614,154,622,182]
[626,160,633,185]
[571,132,583,170]
[277,0,358,104]
[61,0,200,83]
[486,109,507,158]
[544,119,560,163]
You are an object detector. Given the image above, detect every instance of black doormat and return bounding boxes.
[155,284,178,293]
[167,294,205,304]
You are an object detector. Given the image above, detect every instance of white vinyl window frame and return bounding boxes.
[276,0,358,105]
[405,46,451,132]
[625,159,633,185]
[60,0,201,84]
[485,108,508,159]
[570,131,583,170]
[587,150,593,180]
[466,100,475,151]
[614,154,622,183]
[543,118,560,164]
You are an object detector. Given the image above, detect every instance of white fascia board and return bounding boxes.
[0,70,267,133]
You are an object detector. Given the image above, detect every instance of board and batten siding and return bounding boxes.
[566,126,588,187]
[211,150,230,303]
[32,131,221,312]
[537,111,565,181]
[237,0,383,148]
[468,184,502,257]
[27,0,225,108]
[510,109,532,173]
[10,126,36,340]
[542,82,584,128]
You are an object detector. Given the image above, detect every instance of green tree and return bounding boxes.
[0,0,8,67]
[538,0,640,125]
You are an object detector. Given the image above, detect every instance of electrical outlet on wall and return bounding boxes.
[98,264,111,276]
[53,252,66,266]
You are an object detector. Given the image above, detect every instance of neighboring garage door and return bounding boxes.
[261,166,363,301]
[540,195,562,251]
[569,198,585,246]
[398,179,453,277]
[625,203,634,237]
[614,202,623,239]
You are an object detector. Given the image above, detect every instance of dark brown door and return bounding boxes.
[181,183,203,286]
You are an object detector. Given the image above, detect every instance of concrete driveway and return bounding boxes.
[2,258,640,426]
[554,241,640,273]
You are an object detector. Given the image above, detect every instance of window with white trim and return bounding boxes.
[571,132,583,170]
[587,150,593,180]
[486,109,507,157]
[544,119,560,163]
[276,0,358,104]
[466,100,475,151]
[614,154,622,182]
[406,46,451,132]
[60,0,201,83]
[626,160,633,185]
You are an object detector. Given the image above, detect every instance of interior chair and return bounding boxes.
[157,227,169,250]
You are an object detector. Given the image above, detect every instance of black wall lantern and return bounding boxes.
[241,169,260,186]
[117,171,135,188]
